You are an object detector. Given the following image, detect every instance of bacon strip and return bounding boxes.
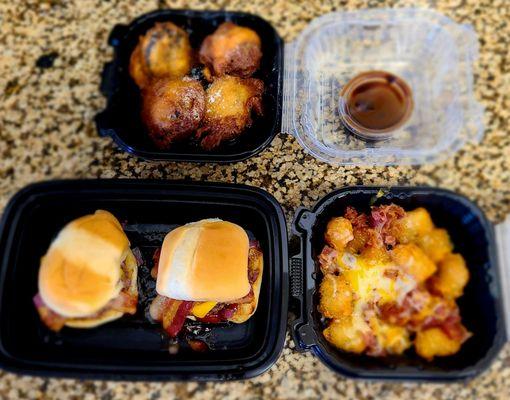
[162,300,194,337]
[33,294,67,332]
[151,248,161,279]
[197,304,237,323]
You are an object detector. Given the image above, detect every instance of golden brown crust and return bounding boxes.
[199,22,262,78]
[141,78,205,149]
[197,76,263,150]
[129,22,193,88]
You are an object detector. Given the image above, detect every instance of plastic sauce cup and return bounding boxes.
[339,71,414,141]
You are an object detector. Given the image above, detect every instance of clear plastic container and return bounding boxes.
[282,8,484,166]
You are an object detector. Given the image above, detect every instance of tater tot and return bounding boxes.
[391,207,434,244]
[324,217,354,251]
[369,318,411,355]
[391,244,437,283]
[417,228,453,263]
[323,317,367,354]
[360,244,392,265]
[345,226,371,254]
[319,274,354,318]
[429,253,469,299]
[415,328,462,361]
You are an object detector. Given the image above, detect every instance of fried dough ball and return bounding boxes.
[197,76,263,150]
[323,317,367,354]
[199,22,262,78]
[429,253,470,299]
[324,217,354,251]
[391,243,437,283]
[415,328,462,361]
[417,228,453,263]
[141,78,205,149]
[129,22,193,88]
[319,274,354,319]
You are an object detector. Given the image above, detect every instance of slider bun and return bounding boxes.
[38,210,131,318]
[229,246,263,323]
[156,219,251,302]
[65,249,138,328]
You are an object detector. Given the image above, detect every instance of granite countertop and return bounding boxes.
[1,0,510,398]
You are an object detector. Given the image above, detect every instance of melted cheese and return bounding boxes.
[333,251,417,354]
[339,252,415,304]
[192,301,217,318]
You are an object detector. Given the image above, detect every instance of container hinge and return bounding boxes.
[290,256,303,298]
[495,217,510,340]
[293,323,316,351]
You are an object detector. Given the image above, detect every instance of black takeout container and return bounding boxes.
[95,9,283,162]
[0,180,288,380]
[0,182,507,381]
[290,186,506,381]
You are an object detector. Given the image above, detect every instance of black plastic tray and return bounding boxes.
[95,9,284,162]
[0,180,288,381]
[290,186,506,381]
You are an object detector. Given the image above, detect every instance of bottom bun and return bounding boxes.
[65,309,124,328]
[228,246,263,324]
[64,249,138,329]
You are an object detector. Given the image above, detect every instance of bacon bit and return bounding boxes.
[345,207,369,229]
[248,268,259,284]
[363,331,384,356]
[221,305,237,320]
[370,204,405,229]
[151,248,161,279]
[187,339,209,352]
[421,303,459,330]
[109,291,137,314]
[379,289,432,326]
[33,294,67,332]
[384,269,400,279]
[198,303,238,323]
[379,302,412,326]
[162,300,194,337]
[197,314,223,323]
[132,247,144,266]
[318,246,339,275]
[370,204,405,246]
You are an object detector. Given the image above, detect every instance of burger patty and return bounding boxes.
[33,260,138,332]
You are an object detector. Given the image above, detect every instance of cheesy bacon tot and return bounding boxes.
[318,204,471,360]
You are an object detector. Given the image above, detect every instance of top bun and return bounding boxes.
[156,219,250,302]
[38,210,130,318]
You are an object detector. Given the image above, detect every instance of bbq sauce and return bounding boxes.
[339,71,413,140]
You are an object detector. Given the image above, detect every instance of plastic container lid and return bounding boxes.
[282,8,484,166]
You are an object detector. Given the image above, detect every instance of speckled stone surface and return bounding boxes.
[1,0,510,398]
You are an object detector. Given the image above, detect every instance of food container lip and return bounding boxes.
[96,8,284,163]
[0,179,289,381]
[291,185,506,382]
